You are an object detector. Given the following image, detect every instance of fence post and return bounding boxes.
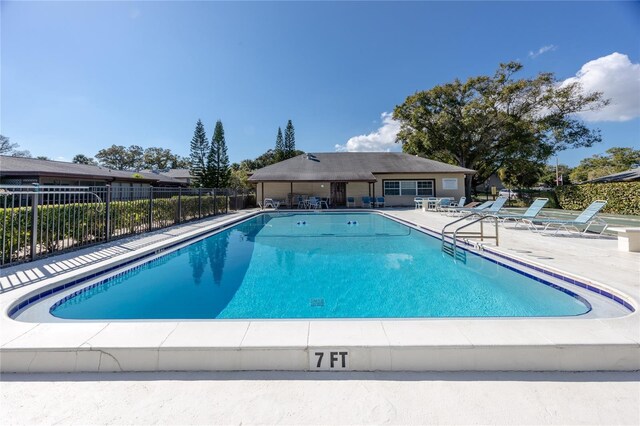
[105,185,111,242]
[225,189,229,214]
[30,183,39,260]
[148,187,154,231]
[198,188,202,219]
[213,189,217,216]
[177,187,182,224]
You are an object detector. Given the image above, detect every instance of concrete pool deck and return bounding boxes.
[0,208,638,373]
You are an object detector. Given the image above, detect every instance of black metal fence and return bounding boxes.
[0,184,255,266]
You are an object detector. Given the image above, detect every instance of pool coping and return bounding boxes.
[1,209,639,373]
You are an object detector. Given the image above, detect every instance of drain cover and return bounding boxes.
[310,298,325,307]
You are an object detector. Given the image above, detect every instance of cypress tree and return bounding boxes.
[189,119,209,187]
[207,120,231,188]
[274,127,284,162]
[284,119,296,159]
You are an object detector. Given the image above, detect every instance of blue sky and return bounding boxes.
[2,1,639,167]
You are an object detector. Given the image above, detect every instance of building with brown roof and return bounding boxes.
[248,152,475,207]
[0,155,186,188]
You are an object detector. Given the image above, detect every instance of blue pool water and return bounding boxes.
[50,213,590,319]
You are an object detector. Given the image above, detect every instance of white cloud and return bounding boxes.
[562,52,640,122]
[335,112,401,152]
[528,45,557,59]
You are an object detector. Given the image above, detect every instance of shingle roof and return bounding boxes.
[159,169,192,179]
[248,152,475,182]
[0,155,183,185]
[585,168,640,183]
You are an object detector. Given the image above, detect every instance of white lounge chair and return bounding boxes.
[263,198,280,209]
[522,200,608,235]
[494,198,549,227]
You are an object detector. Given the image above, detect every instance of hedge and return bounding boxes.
[555,182,640,215]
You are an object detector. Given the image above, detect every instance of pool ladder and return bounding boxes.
[441,212,499,262]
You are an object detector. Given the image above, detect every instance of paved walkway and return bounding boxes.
[1,371,639,425]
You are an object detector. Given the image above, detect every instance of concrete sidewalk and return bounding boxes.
[1,371,639,425]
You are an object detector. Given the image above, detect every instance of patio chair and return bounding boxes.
[435,198,452,212]
[307,197,321,209]
[450,197,466,208]
[346,197,355,208]
[493,198,549,227]
[375,196,385,208]
[361,196,372,208]
[414,197,423,209]
[522,200,608,235]
[296,195,306,209]
[424,197,438,211]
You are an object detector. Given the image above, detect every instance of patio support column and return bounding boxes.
[261,182,264,209]
[290,182,293,208]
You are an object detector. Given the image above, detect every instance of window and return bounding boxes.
[442,178,458,190]
[417,181,433,196]
[383,181,400,196]
[400,181,416,196]
[384,180,434,196]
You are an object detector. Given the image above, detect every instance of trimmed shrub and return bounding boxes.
[556,182,640,215]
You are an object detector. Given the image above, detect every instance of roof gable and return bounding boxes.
[248,152,475,182]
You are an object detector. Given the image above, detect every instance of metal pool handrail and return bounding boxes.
[441,212,499,261]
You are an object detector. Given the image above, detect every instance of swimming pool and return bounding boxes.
[42,212,591,319]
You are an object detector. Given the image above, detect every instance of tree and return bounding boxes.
[274,127,284,162]
[143,147,178,170]
[0,135,31,157]
[0,135,18,154]
[10,150,32,158]
[570,147,640,182]
[95,145,144,170]
[96,145,127,169]
[393,62,608,197]
[189,119,209,186]
[206,120,230,188]
[498,158,545,189]
[171,156,191,169]
[128,145,145,170]
[72,154,98,165]
[540,163,573,187]
[36,156,50,161]
[283,120,296,159]
[228,168,252,190]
